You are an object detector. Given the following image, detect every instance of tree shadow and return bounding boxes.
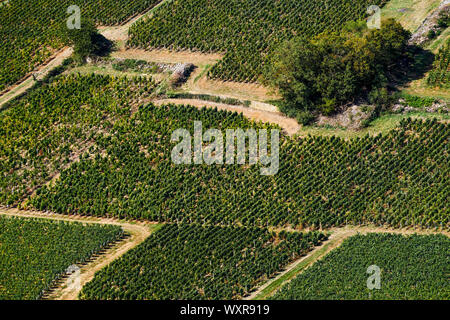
[92,33,114,57]
[389,45,435,89]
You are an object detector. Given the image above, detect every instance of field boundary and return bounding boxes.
[247,229,355,300]
[153,98,299,135]
[1,208,448,300]
[0,48,73,108]
[249,225,449,300]
[0,207,161,300]
[41,232,130,300]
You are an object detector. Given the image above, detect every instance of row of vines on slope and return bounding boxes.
[0,215,124,300]
[273,233,450,300]
[128,0,387,82]
[0,0,161,90]
[80,224,326,300]
[0,73,157,205]
[27,99,449,229]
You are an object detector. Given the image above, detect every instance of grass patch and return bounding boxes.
[252,234,336,300]
[381,0,441,32]
[193,64,211,83]
[166,92,251,107]
[296,111,449,139]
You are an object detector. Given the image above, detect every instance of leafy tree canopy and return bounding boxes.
[59,19,111,63]
[264,19,411,118]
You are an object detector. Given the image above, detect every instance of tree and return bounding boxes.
[60,19,112,63]
[263,19,411,118]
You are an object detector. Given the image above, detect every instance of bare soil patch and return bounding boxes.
[111,48,223,65]
[154,98,300,135]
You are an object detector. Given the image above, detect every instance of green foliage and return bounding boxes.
[437,11,449,29]
[398,93,436,108]
[128,0,387,82]
[273,233,450,300]
[166,92,251,107]
[112,59,159,73]
[0,74,157,205]
[61,19,105,63]
[427,39,450,88]
[80,224,326,300]
[296,111,316,126]
[27,97,449,229]
[264,19,411,115]
[368,87,395,109]
[0,215,123,300]
[0,0,162,90]
[428,29,437,40]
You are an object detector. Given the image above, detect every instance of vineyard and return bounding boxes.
[29,102,449,229]
[0,0,161,91]
[1,72,447,230]
[0,73,157,206]
[0,0,448,304]
[79,224,326,300]
[128,0,387,82]
[272,233,450,300]
[0,215,123,300]
[427,38,450,88]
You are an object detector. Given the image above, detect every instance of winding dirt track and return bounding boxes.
[2,208,447,300]
[247,225,449,300]
[0,48,73,108]
[1,0,448,301]
[154,98,300,135]
[0,208,158,300]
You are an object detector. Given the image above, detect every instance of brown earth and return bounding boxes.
[154,98,300,135]
[0,208,159,300]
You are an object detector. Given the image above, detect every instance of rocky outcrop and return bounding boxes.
[409,0,450,46]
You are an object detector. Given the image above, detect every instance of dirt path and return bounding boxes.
[408,0,449,45]
[248,224,449,300]
[0,48,73,108]
[154,98,300,135]
[247,228,355,300]
[0,207,159,300]
[98,0,173,42]
[185,65,277,102]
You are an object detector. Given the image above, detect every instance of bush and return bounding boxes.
[368,87,394,109]
[426,38,449,88]
[296,111,316,126]
[264,19,410,117]
[399,93,436,108]
[428,29,437,40]
[437,11,449,28]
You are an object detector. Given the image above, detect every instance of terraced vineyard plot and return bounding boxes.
[128,0,387,82]
[0,73,157,205]
[0,215,123,300]
[31,108,449,229]
[0,0,161,91]
[273,233,450,300]
[80,224,326,300]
